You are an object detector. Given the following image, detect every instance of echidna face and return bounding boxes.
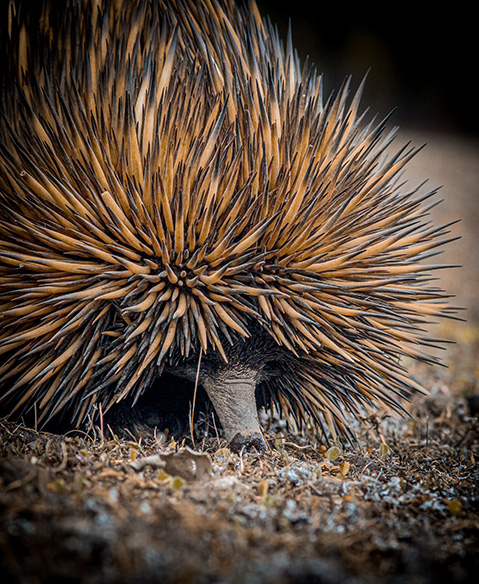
[163,326,290,451]
[0,0,454,451]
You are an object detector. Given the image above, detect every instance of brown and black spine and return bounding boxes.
[0,0,456,451]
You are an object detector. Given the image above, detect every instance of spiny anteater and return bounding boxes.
[0,0,456,453]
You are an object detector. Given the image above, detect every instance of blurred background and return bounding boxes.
[257,0,477,137]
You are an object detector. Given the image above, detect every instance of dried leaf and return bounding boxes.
[171,476,185,490]
[326,446,341,461]
[157,469,171,482]
[448,499,462,516]
[339,461,351,477]
[379,443,390,459]
[257,479,269,497]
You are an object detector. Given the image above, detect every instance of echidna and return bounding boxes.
[0,0,456,453]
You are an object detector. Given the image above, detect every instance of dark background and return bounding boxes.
[256,1,477,137]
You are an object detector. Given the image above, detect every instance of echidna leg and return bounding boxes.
[202,369,266,454]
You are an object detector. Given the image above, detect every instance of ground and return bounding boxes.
[1,129,479,583]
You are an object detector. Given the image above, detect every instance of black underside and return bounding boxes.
[104,371,217,439]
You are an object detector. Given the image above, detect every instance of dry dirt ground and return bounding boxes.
[1,129,479,584]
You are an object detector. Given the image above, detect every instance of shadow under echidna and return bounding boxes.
[0,0,457,453]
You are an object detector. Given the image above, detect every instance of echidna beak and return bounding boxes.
[202,371,266,455]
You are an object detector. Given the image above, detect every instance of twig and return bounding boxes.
[189,350,202,448]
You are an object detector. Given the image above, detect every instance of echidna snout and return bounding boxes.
[168,334,280,453]
[202,366,266,454]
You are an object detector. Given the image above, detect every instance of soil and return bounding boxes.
[1,129,479,584]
